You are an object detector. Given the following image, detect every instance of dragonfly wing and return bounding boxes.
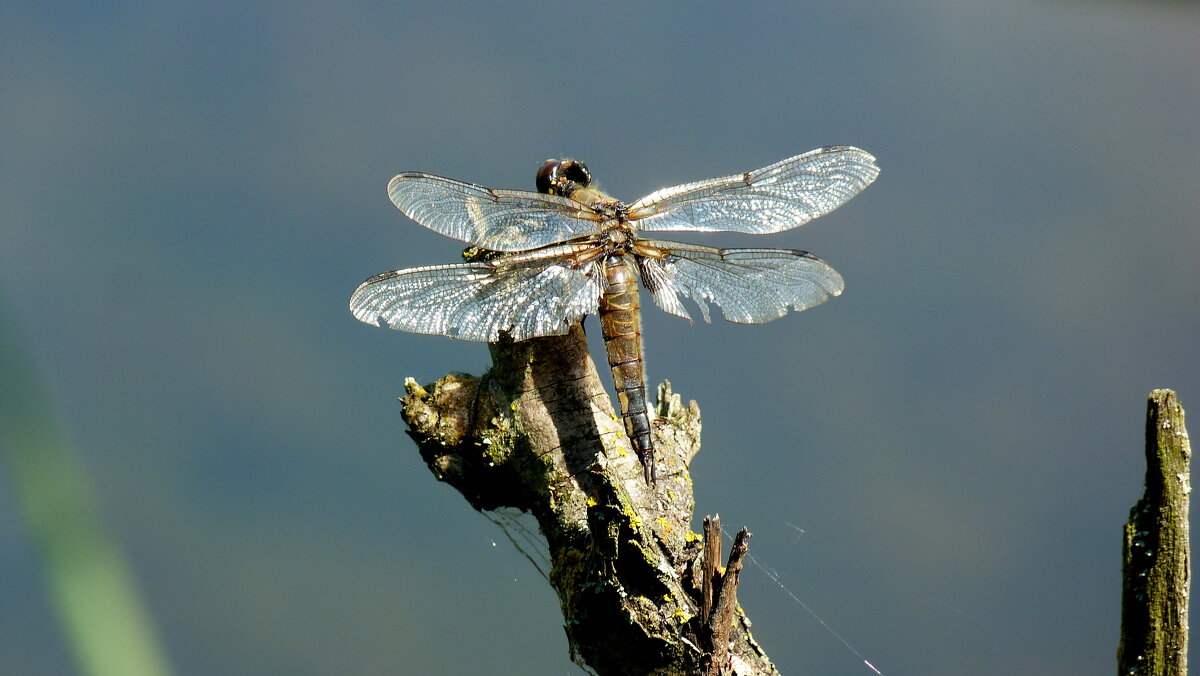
[350,255,604,342]
[626,146,878,234]
[388,173,603,251]
[636,240,844,324]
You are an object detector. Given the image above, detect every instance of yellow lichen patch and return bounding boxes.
[403,377,428,397]
[477,425,516,465]
[550,545,588,591]
[684,531,701,543]
[600,435,621,455]
[481,447,505,466]
[672,607,693,623]
[656,516,673,535]
[586,495,598,508]
[622,506,643,530]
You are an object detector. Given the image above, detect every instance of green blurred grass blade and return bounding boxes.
[0,291,175,676]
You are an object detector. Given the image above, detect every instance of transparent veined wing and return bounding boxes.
[626,146,878,234]
[388,172,604,251]
[350,245,605,342]
[634,240,844,324]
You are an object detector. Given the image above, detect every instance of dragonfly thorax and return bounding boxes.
[601,226,635,251]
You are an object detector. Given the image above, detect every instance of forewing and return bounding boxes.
[350,251,604,342]
[388,172,602,251]
[626,146,878,234]
[636,240,844,324]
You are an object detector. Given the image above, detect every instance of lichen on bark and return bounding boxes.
[1118,389,1190,676]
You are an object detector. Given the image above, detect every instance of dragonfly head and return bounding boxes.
[536,158,591,198]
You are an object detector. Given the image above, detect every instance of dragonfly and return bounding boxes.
[350,146,879,483]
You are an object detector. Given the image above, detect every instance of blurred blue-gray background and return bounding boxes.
[2,2,1197,674]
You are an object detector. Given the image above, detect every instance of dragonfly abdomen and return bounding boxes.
[598,254,655,483]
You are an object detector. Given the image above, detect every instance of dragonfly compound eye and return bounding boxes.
[560,160,591,189]
[536,159,562,195]
[536,159,591,196]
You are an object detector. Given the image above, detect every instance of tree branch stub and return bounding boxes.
[399,323,776,675]
[1118,389,1191,676]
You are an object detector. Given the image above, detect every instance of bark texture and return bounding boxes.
[400,324,776,675]
[1118,389,1191,676]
